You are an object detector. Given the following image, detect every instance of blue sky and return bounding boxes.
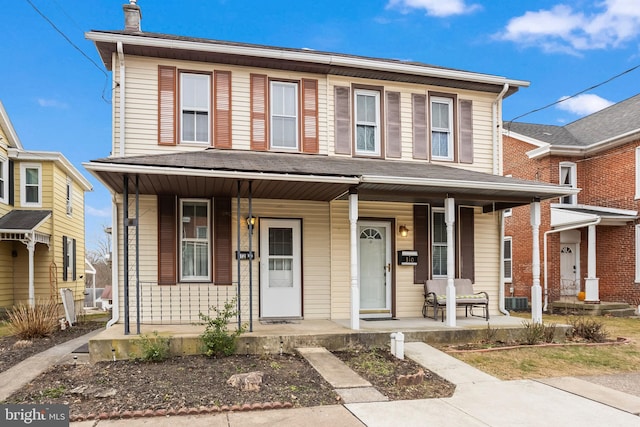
[2,0,640,251]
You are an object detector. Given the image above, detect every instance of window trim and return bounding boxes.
[179,198,211,282]
[179,71,211,145]
[354,88,382,157]
[431,208,447,278]
[66,177,73,216]
[0,155,7,204]
[503,236,513,282]
[636,224,640,283]
[635,147,640,200]
[20,163,42,208]
[559,162,577,204]
[430,95,454,161]
[269,80,299,151]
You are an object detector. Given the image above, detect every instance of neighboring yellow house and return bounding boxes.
[0,101,93,315]
[84,3,575,332]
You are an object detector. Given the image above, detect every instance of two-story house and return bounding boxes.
[84,2,573,331]
[504,94,640,309]
[0,101,93,316]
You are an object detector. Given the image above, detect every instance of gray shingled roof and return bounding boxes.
[0,210,52,231]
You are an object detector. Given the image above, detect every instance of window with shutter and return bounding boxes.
[158,66,177,146]
[412,94,428,160]
[214,70,232,148]
[180,199,211,281]
[180,73,211,144]
[301,79,319,154]
[334,86,351,155]
[62,236,68,282]
[251,74,268,151]
[0,156,7,204]
[386,92,401,158]
[270,81,299,150]
[354,89,381,156]
[431,96,454,161]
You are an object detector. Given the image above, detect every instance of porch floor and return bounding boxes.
[88,314,561,362]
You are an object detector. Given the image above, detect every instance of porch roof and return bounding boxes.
[0,210,52,246]
[84,149,575,212]
[551,204,638,227]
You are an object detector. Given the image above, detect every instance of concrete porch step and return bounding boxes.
[550,301,633,316]
[602,308,637,317]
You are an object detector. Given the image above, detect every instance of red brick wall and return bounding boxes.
[504,134,640,305]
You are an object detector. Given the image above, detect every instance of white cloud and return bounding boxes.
[37,98,69,109]
[556,93,614,115]
[86,205,112,218]
[497,0,640,53]
[386,0,481,17]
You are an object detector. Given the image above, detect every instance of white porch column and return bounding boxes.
[349,190,360,330]
[531,201,542,324]
[445,197,456,327]
[27,239,35,308]
[584,224,600,303]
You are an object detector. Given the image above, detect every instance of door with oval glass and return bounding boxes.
[358,221,392,318]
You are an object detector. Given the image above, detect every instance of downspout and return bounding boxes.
[498,210,509,316]
[492,83,509,175]
[106,193,119,328]
[542,218,601,311]
[117,41,125,157]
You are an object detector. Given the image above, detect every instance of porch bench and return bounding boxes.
[422,278,489,322]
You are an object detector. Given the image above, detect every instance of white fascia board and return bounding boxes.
[528,128,640,159]
[82,162,361,185]
[361,174,578,196]
[86,32,530,88]
[0,100,24,150]
[551,203,638,217]
[9,149,93,191]
[503,130,548,149]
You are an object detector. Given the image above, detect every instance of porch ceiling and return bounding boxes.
[84,148,574,210]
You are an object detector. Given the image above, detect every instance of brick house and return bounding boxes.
[503,94,640,308]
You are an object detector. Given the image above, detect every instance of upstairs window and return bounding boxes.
[355,89,381,156]
[20,163,41,207]
[62,236,76,281]
[180,73,210,144]
[270,81,298,150]
[431,96,453,160]
[66,178,73,215]
[180,199,210,281]
[559,162,577,204]
[0,156,7,204]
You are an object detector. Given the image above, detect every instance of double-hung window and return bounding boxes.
[62,236,76,281]
[180,73,210,144]
[180,199,210,281]
[20,163,41,207]
[503,237,513,282]
[431,97,453,160]
[559,162,577,204]
[0,156,7,204]
[355,89,380,156]
[270,81,298,149]
[66,178,73,215]
[432,209,447,277]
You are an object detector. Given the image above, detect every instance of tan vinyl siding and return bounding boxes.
[0,242,14,308]
[473,210,501,314]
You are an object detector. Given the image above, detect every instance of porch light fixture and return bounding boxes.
[246,216,257,229]
[399,225,409,237]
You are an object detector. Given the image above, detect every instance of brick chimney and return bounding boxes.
[123,0,142,32]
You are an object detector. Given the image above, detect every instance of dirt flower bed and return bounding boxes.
[0,321,104,374]
[333,347,455,400]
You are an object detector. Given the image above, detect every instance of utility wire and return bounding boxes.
[25,0,111,103]
[506,63,640,125]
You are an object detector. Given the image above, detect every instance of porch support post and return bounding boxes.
[27,239,35,308]
[530,200,542,324]
[349,188,359,330]
[584,224,600,303]
[445,197,456,327]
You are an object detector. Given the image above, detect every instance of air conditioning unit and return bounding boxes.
[505,297,529,311]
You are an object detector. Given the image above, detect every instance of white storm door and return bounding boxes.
[560,244,578,296]
[260,219,302,318]
[359,221,392,317]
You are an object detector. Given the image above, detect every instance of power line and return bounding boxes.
[506,63,640,124]
[25,0,111,103]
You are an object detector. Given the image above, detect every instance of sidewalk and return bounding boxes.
[2,329,639,426]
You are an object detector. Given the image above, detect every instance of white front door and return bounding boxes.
[358,221,392,318]
[260,219,302,318]
[560,244,578,297]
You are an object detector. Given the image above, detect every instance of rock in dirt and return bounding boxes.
[227,371,264,391]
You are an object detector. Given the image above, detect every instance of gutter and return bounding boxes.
[117,42,125,157]
[492,83,509,175]
[542,218,601,311]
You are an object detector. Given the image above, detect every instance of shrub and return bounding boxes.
[8,300,60,339]
[521,320,545,345]
[569,316,608,343]
[199,298,246,357]
[137,331,171,362]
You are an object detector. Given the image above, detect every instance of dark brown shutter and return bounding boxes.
[157,195,177,285]
[412,94,428,160]
[62,236,68,281]
[458,207,475,282]
[214,197,232,285]
[413,205,430,284]
[158,65,177,146]
[214,71,232,148]
[386,91,401,158]
[250,74,268,151]
[334,86,351,155]
[301,79,319,154]
[459,99,473,164]
[72,238,77,280]
[8,160,14,206]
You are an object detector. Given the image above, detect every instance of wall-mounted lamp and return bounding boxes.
[399,225,409,237]
[246,216,257,229]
